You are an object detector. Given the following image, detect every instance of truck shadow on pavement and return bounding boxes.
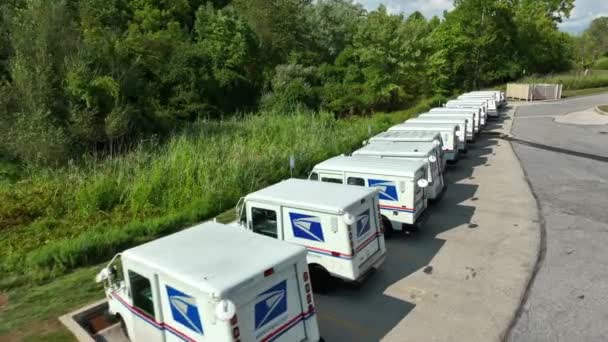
[314,134,498,341]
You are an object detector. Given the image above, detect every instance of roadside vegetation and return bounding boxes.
[521,70,608,91]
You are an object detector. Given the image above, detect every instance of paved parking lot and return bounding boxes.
[316,108,540,342]
[508,94,608,341]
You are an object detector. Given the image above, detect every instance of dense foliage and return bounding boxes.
[0,0,575,166]
[573,16,608,68]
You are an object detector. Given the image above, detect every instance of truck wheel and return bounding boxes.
[381,216,394,238]
[403,222,419,235]
[118,316,130,340]
[310,264,331,294]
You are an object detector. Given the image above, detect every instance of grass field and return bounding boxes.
[562,87,608,98]
[598,105,608,113]
[0,98,443,340]
[521,70,608,91]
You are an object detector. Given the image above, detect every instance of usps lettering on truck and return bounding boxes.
[368,179,399,202]
[356,209,371,239]
[255,280,288,332]
[166,286,204,335]
[289,213,325,242]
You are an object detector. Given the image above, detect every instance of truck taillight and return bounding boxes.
[231,314,240,341]
[303,271,309,282]
[263,268,274,277]
[348,225,354,254]
[306,293,312,305]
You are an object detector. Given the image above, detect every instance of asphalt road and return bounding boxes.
[316,108,539,342]
[508,94,608,341]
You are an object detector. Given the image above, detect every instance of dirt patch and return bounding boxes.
[0,293,8,311]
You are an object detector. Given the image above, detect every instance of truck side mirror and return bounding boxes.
[95,268,110,283]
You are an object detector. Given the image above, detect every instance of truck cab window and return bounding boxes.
[128,271,155,317]
[309,172,319,181]
[347,177,365,186]
[321,177,343,184]
[251,208,278,238]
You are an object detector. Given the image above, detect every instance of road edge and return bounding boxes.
[501,107,548,342]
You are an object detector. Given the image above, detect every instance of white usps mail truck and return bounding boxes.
[352,141,445,200]
[406,116,472,143]
[388,119,467,154]
[430,107,485,127]
[237,179,386,291]
[453,96,497,117]
[418,112,479,136]
[458,93,498,109]
[367,130,446,170]
[310,155,430,234]
[368,130,444,148]
[391,122,465,156]
[465,91,505,107]
[96,222,321,342]
[446,99,489,119]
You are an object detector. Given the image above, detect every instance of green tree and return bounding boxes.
[5,0,80,164]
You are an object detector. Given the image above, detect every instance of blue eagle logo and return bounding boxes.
[356,209,371,239]
[368,179,399,202]
[255,280,288,330]
[289,213,325,242]
[166,286,204,335]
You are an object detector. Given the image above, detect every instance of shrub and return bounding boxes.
[594,57,608,70]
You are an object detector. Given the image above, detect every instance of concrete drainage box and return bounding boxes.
[59,299,121,341]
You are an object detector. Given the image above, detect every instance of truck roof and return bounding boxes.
[451,98,489,104]
[354,141,435,157]
[407,117,466,125]
[430,108,478,113]
[313,155,427,178]
[122,222,306,296]
[245,178,378,215]
[370,130,441,142]
[391,123,459,131]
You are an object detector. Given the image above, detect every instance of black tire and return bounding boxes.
[310,264,332,294]
[402,222,419,234]
[381,215,394,238]
[118,316,130,340]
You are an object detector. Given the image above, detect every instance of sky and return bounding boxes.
[356,0,608,34]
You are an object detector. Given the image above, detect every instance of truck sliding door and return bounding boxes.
[126,269,166,341]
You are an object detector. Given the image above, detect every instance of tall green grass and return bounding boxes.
[0,98,442,288]
[521,69,608,90]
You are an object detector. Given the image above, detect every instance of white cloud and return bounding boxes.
[355,0,608,34]
[355,0,453,19]
[558,0,608,34]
